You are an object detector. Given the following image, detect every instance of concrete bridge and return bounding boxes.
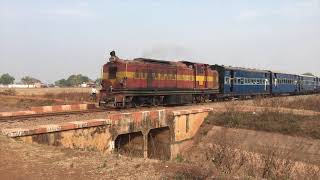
[1,107,213,160]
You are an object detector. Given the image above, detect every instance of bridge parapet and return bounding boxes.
[1,107,214,159]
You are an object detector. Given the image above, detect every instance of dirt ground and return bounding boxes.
[0,135,214,180]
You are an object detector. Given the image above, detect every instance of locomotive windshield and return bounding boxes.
[109,66,117,79]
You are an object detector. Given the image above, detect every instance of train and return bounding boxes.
[99,51,319,108]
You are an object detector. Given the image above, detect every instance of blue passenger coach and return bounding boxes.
[317,76,320,92]
[211,65,271,97]
[271,72,299,94]
[299,75,317,93]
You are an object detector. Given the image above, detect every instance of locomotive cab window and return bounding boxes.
[109,66,117,79]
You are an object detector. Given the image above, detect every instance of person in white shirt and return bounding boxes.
[91,86,97,101]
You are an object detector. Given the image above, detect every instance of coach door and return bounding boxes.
[230,70,235,92]
[195,64,206,89]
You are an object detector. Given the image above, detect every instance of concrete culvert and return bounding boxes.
[115,131,144,158]
[148,127,171,160]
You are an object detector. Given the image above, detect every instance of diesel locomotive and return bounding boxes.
[99,51,319,108]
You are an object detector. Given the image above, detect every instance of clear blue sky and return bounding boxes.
[1,0,319,83]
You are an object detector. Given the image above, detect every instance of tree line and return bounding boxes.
[0,73,42,85]
[55,74,94,87]
[54,74,101,87]
[0,73,101,87]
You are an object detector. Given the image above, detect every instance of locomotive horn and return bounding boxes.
[110,51,116,57]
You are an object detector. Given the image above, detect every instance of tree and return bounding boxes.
[302,72,314,76]
[67,74,90,86]
[55,74,90,87]
[55,79,70,87]
[21,76,41,85]
[0,73,15,85]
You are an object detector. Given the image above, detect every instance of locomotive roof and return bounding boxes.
[132,58,187,67]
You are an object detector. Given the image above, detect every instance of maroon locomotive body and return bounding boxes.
[99,52,219,107]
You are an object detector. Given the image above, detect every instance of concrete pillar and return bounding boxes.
[143,133,148,158]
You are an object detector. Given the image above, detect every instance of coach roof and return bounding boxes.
[212,65,270,73]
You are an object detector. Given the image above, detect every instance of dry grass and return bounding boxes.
[186,128,320,179]
[0,96,66,112]
[0,89,16,96]
[205,104,320,139]
[160,163,214,180]
[253,94,320,112]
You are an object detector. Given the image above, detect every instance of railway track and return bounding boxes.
[1,93,318,123]
[0,108,111,122]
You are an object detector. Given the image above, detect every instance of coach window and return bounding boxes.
[241,78,244,84]
[155,72,159,80]
[198,67,204,74]
[109,66,117,79]
[135,70,139,79]
[237,78,241,84]
[225,77,230,84]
